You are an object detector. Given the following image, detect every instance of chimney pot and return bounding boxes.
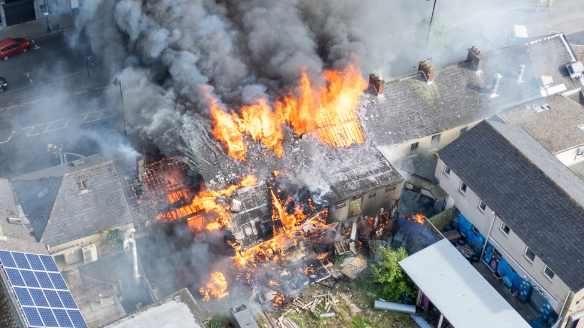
[418,61,435,83]
[369,73,385,95]
[467,46,484,72]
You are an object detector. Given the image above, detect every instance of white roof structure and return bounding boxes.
[399,239,531,328]
[103,289,206,328]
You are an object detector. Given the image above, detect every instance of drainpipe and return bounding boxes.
[124,229,139,284]
[555,289,573,328]
[480,212,497,260]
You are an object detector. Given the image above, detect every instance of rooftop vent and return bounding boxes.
[467,46,484,72]
[490,73,502,98]
[369,73,385,95]
[418,61,435,83]
[77,179,88,194]
[517,64,526,83]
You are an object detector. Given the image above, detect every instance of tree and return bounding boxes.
[370,245,413,302]
[415,17,449,54]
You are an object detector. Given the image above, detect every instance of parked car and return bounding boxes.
[0,77,7,92]
[0,38,30,60]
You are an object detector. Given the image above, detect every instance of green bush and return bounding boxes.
[370,246,412,302]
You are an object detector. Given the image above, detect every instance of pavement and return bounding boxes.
[0,11,77,40]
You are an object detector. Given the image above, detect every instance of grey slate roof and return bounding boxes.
[9,155,134,247]
[360,33,581,146]
[438,120,584,291]
[499,95,584,153]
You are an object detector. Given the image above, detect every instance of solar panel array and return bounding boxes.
[0,250,87,328]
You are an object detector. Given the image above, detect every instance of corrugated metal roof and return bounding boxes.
[399,239,530,328]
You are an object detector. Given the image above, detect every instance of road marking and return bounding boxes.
[43,117,72,133]
[17,109,117,139]
[0,130,14,144]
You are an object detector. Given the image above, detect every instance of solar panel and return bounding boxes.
[20,270,40,287]
[49,272,68,290]
[53,308,74,327]
[58,291,78,309]
[22,307,44,327]
[12,252,31,269]
[0,250,87,328]
[34,271,54,289]
[29,288,50,307]
[40,255,59,272]
[0,250,16,268]
[26,254,45,271]
[44,289,64,308]
[5,268,25,286]
[68,310,88,328]
[38,307,59,327]
[13,287,34,306]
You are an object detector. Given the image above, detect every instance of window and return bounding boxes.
[478,200,486,212]
[443,165,451,176]
[368,193,376,199]
[459,182,467,194]
[460,127,468,135]
[543,266,555,280]
[335,203,346,209]
[431,134,441,147]
[500,222,510,235]
[385,186,396,193]
[410,142,419,155]
[471,225,479,235]
[524,247,535,262]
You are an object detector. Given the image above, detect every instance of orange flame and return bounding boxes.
[317,253,329,260]
[411,214,426,225]
[210,65,367,160]
[272,293,285,307]
[270,188,307,230]
[200,272,229,301]
[269,280,279,286]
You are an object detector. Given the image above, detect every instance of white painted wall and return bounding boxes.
[555,147,584,167]
[435,158,572,313]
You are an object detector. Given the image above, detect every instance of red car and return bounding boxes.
[0,38,30,60]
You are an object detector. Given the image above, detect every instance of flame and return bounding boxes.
[317,253,328,260]
[270,188,307,230]
[272,293,285,307]
[200,272,229,301]
[209,65,367,160]
[269,280,279,286]
[411,214,426,225]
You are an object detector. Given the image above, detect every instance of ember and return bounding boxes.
[272,293,285,307]
[210,65,367,161]
[411,214,426,225]
[269,280,279,286]
[199,272,229,301]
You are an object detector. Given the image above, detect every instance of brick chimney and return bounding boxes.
[369,73,385,95]
[418,61,435,83]
[467,46,484,72]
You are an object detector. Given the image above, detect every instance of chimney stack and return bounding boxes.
[517,64,526,83]
[369,73,385,95]
[418,61,435,83]
[467,46,484,72]
[491,73,502,97]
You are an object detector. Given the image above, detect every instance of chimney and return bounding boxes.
[369,73,385,95]
[467,46,484,72]
[418,61,435,83]
[490,73,502,97]
[517,64,525,83]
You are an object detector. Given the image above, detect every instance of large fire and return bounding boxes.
[209,64,367,160]
[199,272,229,301]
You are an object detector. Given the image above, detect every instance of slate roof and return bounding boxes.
[499,95,584,153]
[9,155,134,247]
[360,33,582,146]
[438,120,584,291]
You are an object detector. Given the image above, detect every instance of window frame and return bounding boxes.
[368,193,376,199]
[524,247,536,263]
[431,134,441,147]
[443,165,451,176]
[500,221,510,235]
[459,181,467,194]
[410,142,419,155]
[478,200,487,212]
[543,266,555,280]
[471,225,479,235]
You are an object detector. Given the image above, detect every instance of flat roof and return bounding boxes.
[399,239,531,328]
